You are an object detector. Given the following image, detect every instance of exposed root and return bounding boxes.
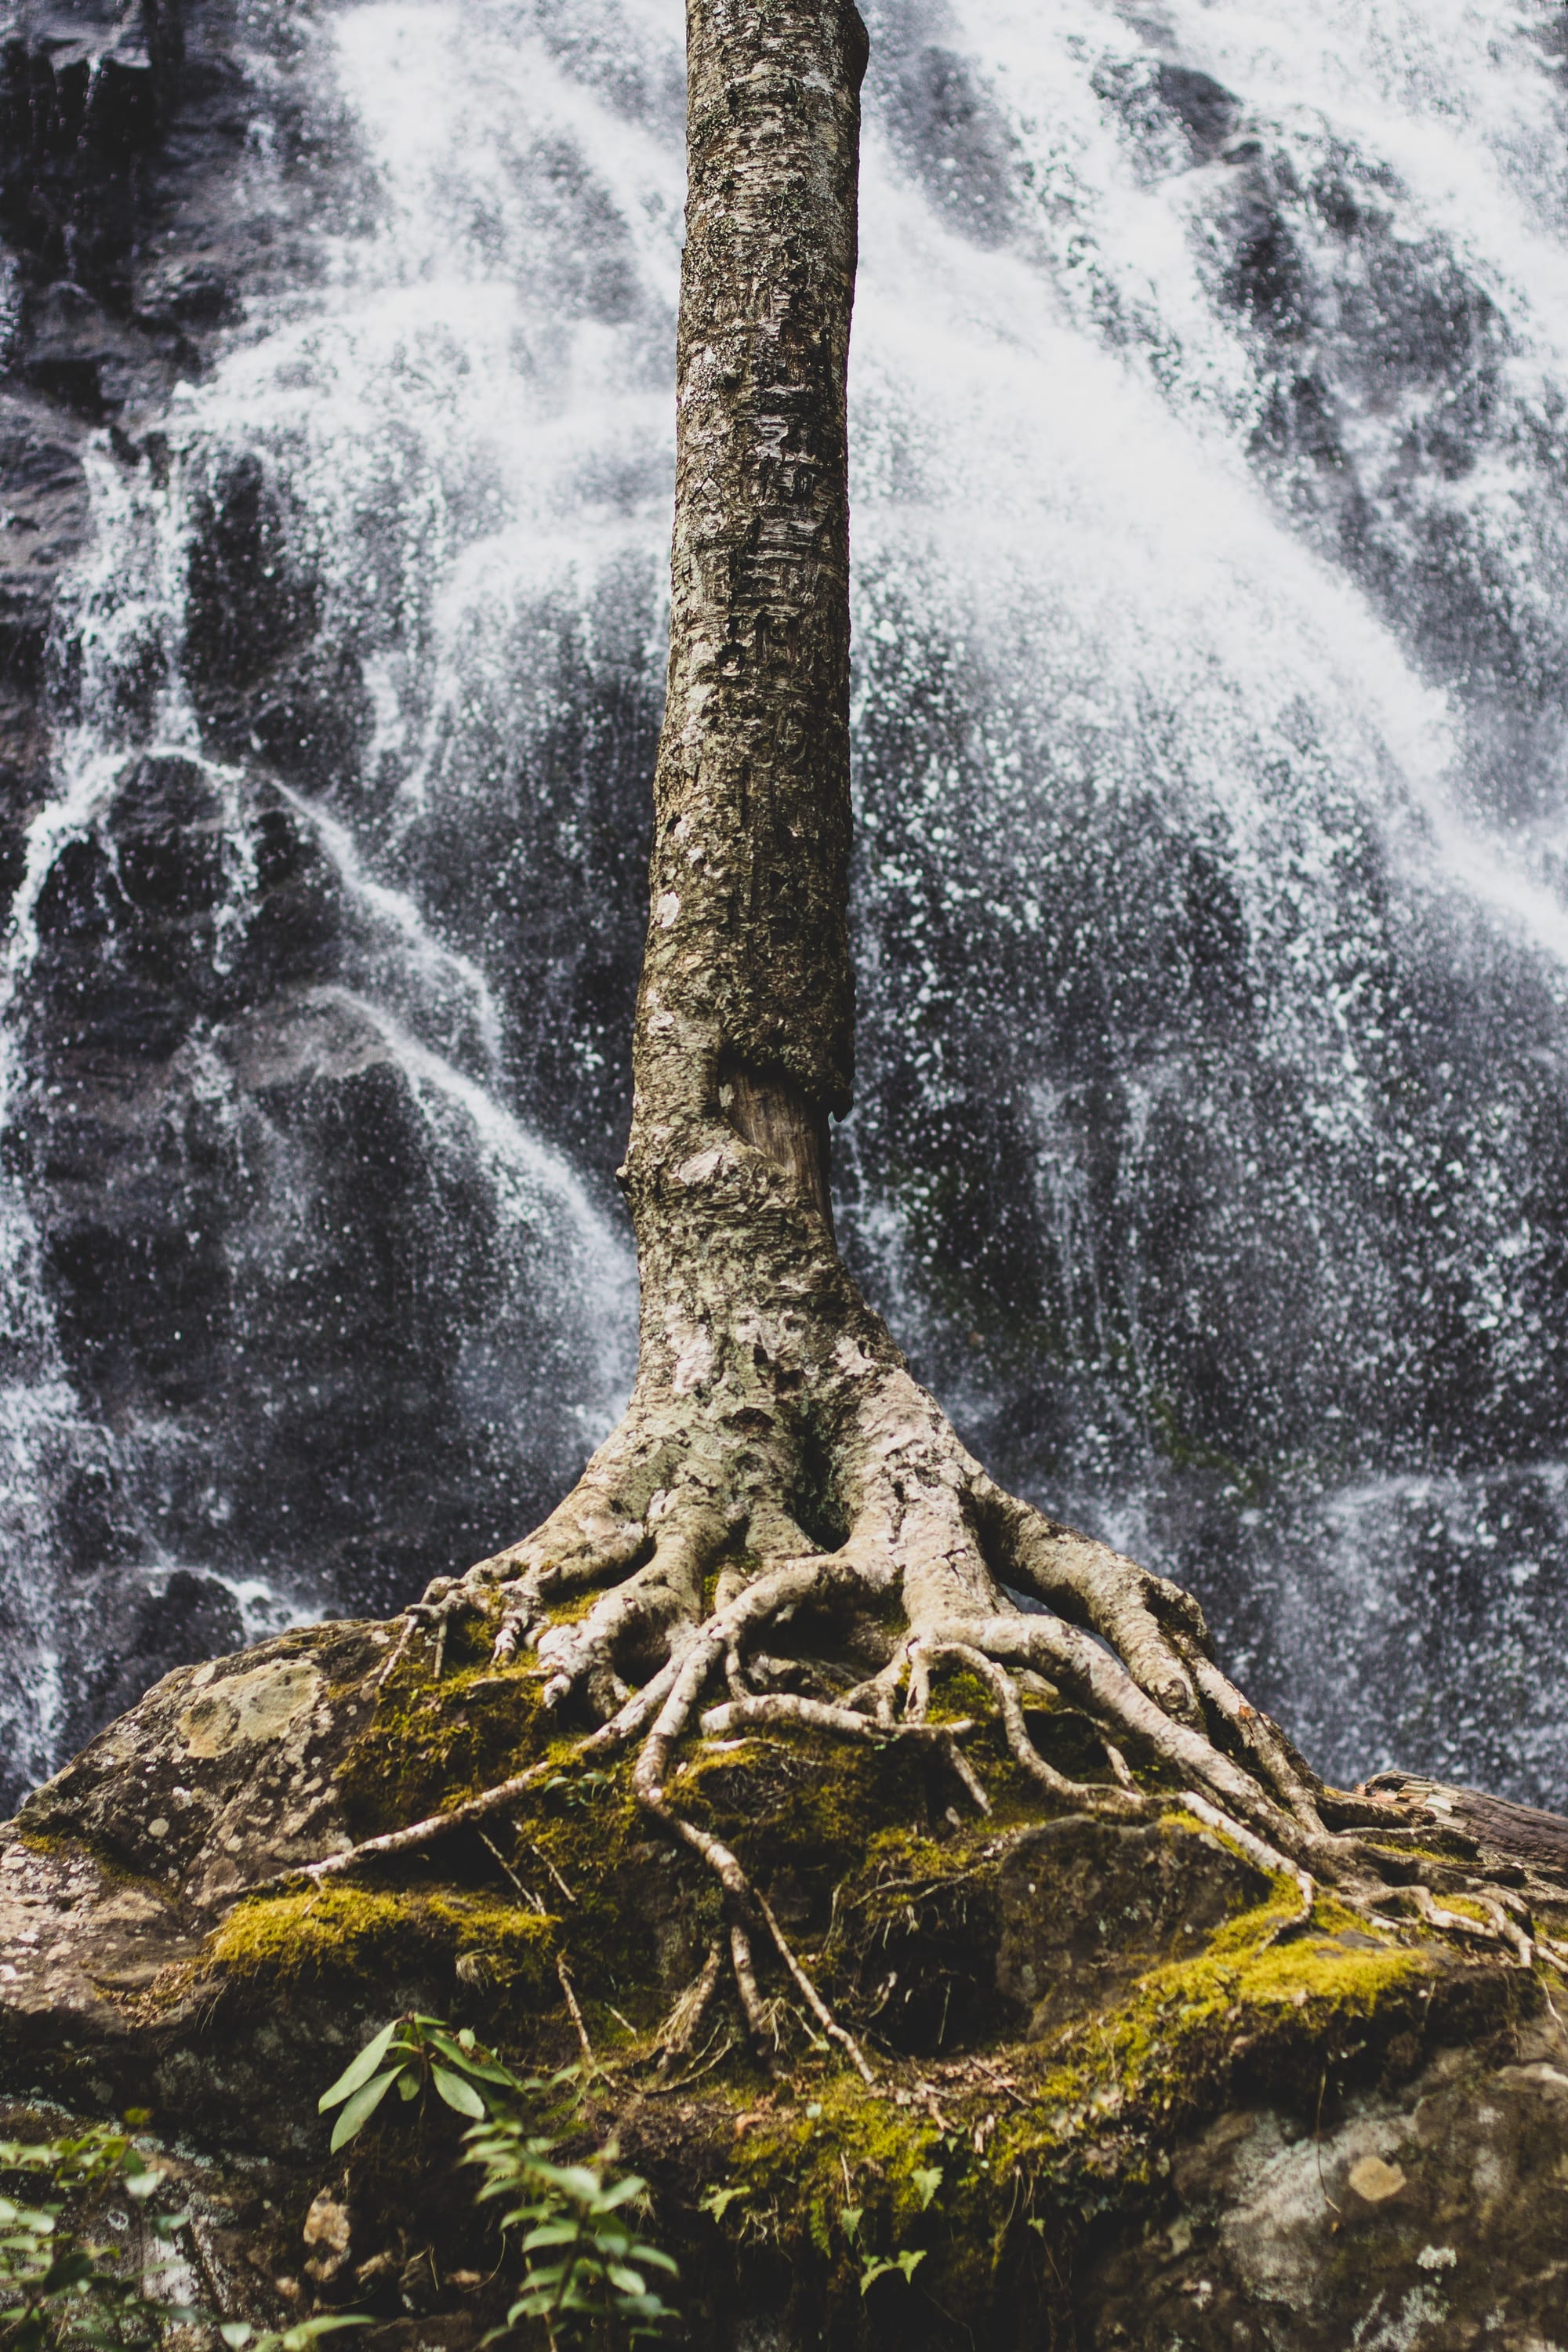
[534,1494,730,1715]
[653,1936,726,2076]
[556,1954,595,2064]
[750,1885,873,2084]
[255,1341,1556,2081]
[477,1828,543,1913]
[1399,1882,1534,1965]
[699,1690,988,1817]
[728,1920,771,2059]
[1178,1643,1325,1835]
[944,1606,1351,1875]
[843,1655,906,1726]
[1173,1788,1315,1933]
[634,1719,874,2080]
[245,1757,563,1896]
[921,1642,1145,1817]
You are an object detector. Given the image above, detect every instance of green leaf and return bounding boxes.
[859,2249,925,2295]
[38,2252,94,2294]
[397,2070,420,2101]
[698,2185,746,2222]
[329,2067,403,2151]
[319,2021,403,2113]
[840,2206,862,2244]
[220,2323,254,2347]
[424,2031,475,2069]
[913,2165,943,2210]
[275,2318,375,2350]
[425,2031,520,2085]
[592,2176,644,2211]
[550,2165,602,2203]
[431,2067,486,2120]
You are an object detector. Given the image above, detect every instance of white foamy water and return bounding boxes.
[3,0,1568,1799]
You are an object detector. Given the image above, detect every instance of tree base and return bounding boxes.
[372,1336,1494,2063]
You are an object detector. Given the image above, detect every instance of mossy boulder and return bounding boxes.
[1,1616,1564,2347]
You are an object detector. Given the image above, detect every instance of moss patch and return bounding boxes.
[706,1893,1452,2331]
[335,1665,550,1837]
[209,1883,555,1996]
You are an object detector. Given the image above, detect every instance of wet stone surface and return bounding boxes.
[995,1813,1272,2037]
[1082,2028,1568,2350]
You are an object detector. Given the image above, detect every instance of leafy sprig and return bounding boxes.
[317,2016,537,2151]
[321,2015,677,2348]
[464,2118,676,2347]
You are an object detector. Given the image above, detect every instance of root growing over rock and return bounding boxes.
[267,1103,1497,2059]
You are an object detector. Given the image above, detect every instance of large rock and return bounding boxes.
[3,1615,1566,2347]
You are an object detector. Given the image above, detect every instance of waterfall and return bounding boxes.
[2,0,1566,1804]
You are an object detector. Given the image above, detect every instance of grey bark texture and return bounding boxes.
[642,0,866,1127]
[411,0,1368,1894]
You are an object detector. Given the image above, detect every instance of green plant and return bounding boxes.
[858,2251,925,2295]
[318,2014,535,2151]
[0,2125,362,2352]
[0,2122,197,2352]
[321,2016,677,2348]
[539,1772,615,1809]
[464,2117,677,2348]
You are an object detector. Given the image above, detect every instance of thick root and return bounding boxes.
[303,1348,1522,2067]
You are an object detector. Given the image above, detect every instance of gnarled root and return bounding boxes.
[299,1323,1539,2062]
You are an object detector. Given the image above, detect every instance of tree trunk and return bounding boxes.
[416,0,1362,1907]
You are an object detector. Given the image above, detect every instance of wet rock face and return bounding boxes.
[0,0,283,859]
[0,0,646,1804]
[7,737,612,1780]
[1081,2031,1568,2350]
[834,1808,1271,2053]
[17,1621,378,1911]
[994,1816,1269,2037]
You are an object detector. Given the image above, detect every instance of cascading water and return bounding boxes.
[3,0,1567,1807]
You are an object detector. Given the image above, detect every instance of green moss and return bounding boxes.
[209,1884,555,1993]
[336,1665,549,1836]
[923,1668,994,1726]
[673,1733,946,1896]
[712,1887,1432,2326]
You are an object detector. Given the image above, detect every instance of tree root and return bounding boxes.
[653,1936,726,2076]
[1396,1882,1534,1966]
[245,1758,562,1896]
[920,1642,1144,1817]
[238,1350,1563,2072]
[699,1692,989,1816]
[556,1954,595,2063]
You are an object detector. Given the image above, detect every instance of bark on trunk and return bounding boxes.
[416,0,1367,1925]
[635,0,866,1152]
